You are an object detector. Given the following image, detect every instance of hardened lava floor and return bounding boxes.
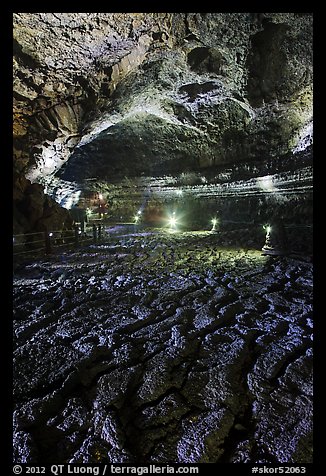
[13,230,313,464]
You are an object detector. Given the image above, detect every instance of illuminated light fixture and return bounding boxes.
[263,224,272,234]
[79,230,82,235]
[49,232,53,237]
[134,215,140,224]
[262,221,287,256]
[137,210,142,215]
[168,213,178,230]
[169,217,177,227]
[211,218,218,231]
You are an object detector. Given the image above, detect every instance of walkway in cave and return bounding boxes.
[13,229,313,464]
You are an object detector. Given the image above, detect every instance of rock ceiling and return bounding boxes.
[13,13,313,231]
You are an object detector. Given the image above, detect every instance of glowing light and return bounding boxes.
[49,232,53,237]
[137,210,142,215]
[263,225,271,234]
[211,218,218,231]
[134,215,140,224]
[98,193,103,200]
[169,217,177,227]
[168,213,178,230]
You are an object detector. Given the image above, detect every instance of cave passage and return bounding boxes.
[13,12,313,465]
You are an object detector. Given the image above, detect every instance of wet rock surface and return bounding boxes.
[13,230,313,463]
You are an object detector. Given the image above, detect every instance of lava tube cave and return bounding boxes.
[13,12,313,467]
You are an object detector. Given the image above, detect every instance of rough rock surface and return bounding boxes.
[12,13,313,465]
[13,229,313,464]
[13,171,73,236]
[13,13,313,234]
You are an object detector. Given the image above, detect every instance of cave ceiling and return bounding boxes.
[13,12,313,208]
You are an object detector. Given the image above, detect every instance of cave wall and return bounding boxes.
[13,171,73,235]
[13,13,313,241]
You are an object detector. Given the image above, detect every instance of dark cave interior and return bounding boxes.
[13,13,313,465]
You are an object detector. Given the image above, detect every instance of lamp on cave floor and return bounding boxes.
[134,209,142,224]
[98,193,105,219]
[169,212,177,231]
[262,220,288,256]
[211,218,219,232]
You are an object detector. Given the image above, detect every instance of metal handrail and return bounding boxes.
[13,247,45,256]
[13,223,105,259]
[13,220,312,260]
[13,231,44,237]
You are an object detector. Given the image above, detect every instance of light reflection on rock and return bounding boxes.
[13,230,312,463]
